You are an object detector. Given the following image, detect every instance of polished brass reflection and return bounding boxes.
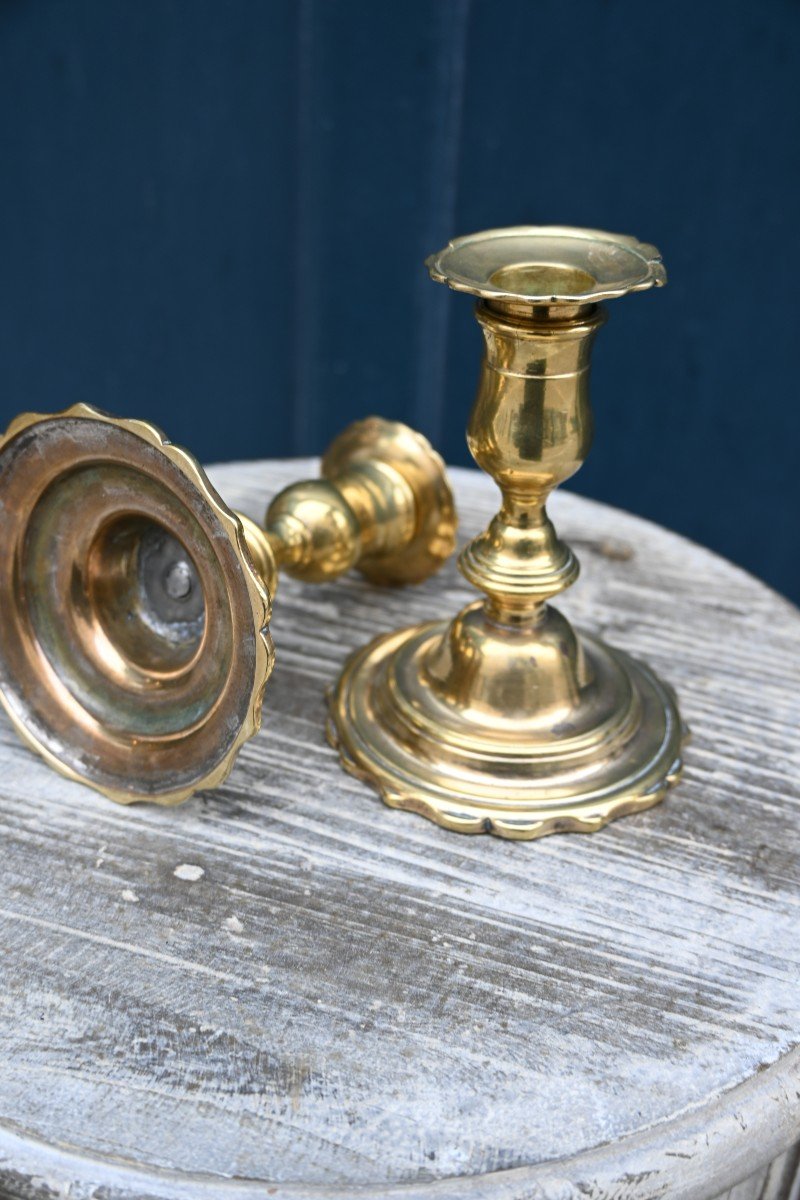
[328,226,687,839]
[0,406,455,805]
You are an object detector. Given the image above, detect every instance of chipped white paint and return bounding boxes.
[0,459,798,1200]
[173,863,205,882]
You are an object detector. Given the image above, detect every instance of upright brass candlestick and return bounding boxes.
[0,406,455,804]
[329,226,686,839]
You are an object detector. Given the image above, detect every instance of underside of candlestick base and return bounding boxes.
[328,605,686,840]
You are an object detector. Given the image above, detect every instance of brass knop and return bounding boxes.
[242,418,457,595]
[0,406,455,805]
[328,226,688,840]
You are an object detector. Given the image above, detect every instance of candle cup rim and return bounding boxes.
[425,225,666,305]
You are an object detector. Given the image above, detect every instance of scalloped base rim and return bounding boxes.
[326,623,689,841]
[328,710,685,840]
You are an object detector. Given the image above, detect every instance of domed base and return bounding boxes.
[328,606,687,840]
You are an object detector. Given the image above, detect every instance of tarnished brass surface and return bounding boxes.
[0,408,455,804]
[0,405,274,805]
[329,226,687,839]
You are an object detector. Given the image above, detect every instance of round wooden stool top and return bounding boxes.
[0,460,798,1200]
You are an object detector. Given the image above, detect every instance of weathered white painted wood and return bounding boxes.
[0,460,798,1200]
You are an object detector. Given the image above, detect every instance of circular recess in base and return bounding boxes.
[328,620,687,840]
[0,405,274,805]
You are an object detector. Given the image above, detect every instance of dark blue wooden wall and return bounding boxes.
[1,1,798,601]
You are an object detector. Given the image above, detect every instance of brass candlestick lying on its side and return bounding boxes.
[0,406,455,805]
[329,226,687,839]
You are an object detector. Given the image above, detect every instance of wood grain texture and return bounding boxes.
[0,461,799,1200]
